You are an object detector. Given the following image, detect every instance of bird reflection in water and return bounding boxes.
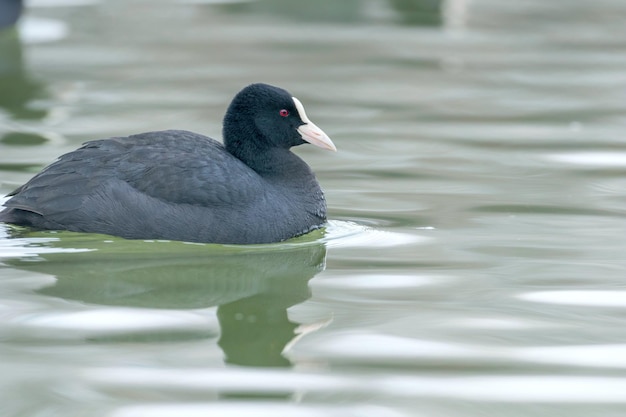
[4,237,328,371]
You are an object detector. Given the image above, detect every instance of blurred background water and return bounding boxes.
[1,0,625,416]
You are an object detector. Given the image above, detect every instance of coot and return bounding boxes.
[0,83,336,244]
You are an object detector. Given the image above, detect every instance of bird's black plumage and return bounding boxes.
[0,83,336,244]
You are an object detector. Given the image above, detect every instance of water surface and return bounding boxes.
[1,0,625,416]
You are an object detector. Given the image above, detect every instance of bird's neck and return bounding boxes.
[224,129,326,223]
[224,125,304,175]
[243,145,314,181]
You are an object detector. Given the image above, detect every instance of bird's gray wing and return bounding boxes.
[3,130,265,220]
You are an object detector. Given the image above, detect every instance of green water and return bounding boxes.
[1,0,626,416]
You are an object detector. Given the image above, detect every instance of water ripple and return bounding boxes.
[109,403,408,417]
[3,307,219,340]
[546,152,626,168]
[323,220,426,248]
[519,290,626,307]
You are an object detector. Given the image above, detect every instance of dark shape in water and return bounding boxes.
[0,0,48,121]
[389,0,443,26]
[0,83,337,244]
[0,0,22,30]
[1,131,48,146]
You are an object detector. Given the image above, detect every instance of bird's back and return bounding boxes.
[0,130,326,243]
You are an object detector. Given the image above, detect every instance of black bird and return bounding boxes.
[0,83,336,244]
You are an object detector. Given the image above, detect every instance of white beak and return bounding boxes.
[293,97,337,152]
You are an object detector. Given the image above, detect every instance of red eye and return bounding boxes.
[279,109,289,117]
